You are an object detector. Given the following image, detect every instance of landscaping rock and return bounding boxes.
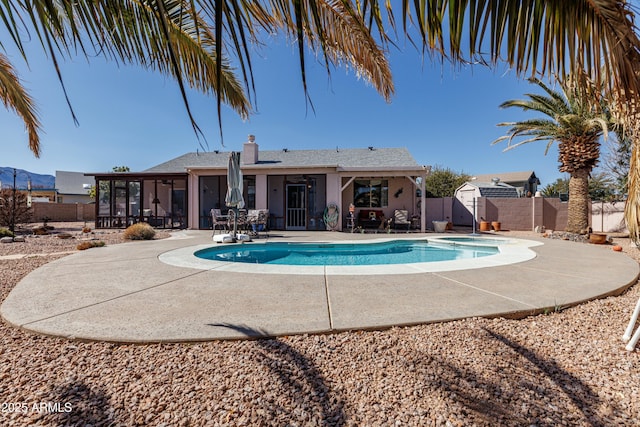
[546,231,589,243]
[0,236,13,243]
[0,225,638,426]
[32,226,49,235]
[12,236,25,242]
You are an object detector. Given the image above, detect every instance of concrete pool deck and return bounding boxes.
[1,230,638,343]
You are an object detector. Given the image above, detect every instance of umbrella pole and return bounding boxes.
[233,208,238,240]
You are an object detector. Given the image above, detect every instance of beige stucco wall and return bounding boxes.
[591,201,627,233]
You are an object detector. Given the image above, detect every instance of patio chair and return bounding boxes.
[392,209,411,231]
[211,209,228,235]
[248,209,269,237]
[227,209,248,234]
[323,203,339,231]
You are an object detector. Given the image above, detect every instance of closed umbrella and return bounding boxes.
[225,152,244,239]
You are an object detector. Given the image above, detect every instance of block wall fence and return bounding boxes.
[31,202,95,222]
[27,199,627,233]
[443,197,626,233]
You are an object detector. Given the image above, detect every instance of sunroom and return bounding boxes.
[89,172,188,229]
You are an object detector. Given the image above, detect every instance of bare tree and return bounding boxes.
[0,189,33,231]
[603,132,631,196]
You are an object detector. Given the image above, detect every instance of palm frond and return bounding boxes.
[358,1,640,112]
[0,53,41,157]
[255,0,394,103]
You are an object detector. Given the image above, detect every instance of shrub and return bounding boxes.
[77,240,105,250]
[123,223,156,240]
[0,227,14,238]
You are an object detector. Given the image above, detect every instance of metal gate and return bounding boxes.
[286,184,306,230]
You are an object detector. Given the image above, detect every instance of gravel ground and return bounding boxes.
[1,224,639,426]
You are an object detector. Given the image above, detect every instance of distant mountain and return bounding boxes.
[0,167,55,189]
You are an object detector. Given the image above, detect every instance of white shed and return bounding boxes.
[453,179,519,225]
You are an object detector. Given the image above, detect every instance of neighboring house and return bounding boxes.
[30,190,57,203]
[88,136,429,231]
[453,180,520,226]
[55,171,93,204]
[472,171,540,196]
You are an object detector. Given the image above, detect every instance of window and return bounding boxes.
[243,176,256,209]
[354,179,388,208]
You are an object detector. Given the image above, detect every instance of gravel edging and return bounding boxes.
[1,225,639,426]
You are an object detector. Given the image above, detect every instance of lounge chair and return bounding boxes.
[392,209,411,231]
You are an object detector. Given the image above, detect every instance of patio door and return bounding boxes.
[286,184,306,230]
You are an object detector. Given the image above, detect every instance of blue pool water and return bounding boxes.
[194,240,499,266]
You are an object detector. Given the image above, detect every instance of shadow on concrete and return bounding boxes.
[212,323,346,425]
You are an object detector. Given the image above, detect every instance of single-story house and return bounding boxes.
[472,171,540,196]
[55,170,94,204]
[88,136,429,231]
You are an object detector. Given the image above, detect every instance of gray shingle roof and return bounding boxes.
[478,187,519,198]
[144,147,421,173]
[473,182,520,198]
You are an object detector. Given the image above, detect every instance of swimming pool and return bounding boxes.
[158,235,542,275]
[194,240,499,266]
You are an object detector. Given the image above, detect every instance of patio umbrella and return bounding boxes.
[225,151,245,238]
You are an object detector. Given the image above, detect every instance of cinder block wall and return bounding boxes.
[484,198,533,231]
[432,197,617,231]
[542,198,569,231]
[32,203,95,222]
[425,197,453,224]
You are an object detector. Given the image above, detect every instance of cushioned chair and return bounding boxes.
[393,209,411,231]
[358,209,384,229]
[247,209,269,238]
[227,209,248,233]
[211,209,228,235]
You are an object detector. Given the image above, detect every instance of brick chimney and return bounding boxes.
[242,134,258,165]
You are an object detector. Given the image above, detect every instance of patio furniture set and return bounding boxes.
[347,209,413,232]
[211,208,269,237]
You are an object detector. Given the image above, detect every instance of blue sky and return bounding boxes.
[1,29,582,186]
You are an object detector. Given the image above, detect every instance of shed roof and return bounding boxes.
[457,181,520,198]
[473,171,537,184]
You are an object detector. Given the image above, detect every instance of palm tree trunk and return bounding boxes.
[566,168,591,233]
[625,137,640,242]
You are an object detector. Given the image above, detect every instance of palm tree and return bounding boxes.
[493,77,611,233]
[3,1,640,238]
